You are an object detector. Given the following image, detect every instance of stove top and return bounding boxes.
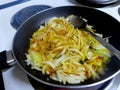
[0,0,120,90]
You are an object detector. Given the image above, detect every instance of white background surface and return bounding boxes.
[0,0,120,90]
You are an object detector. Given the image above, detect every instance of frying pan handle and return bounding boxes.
[0,51,11,90]
[0,51,11,69]
[0,70,5,90]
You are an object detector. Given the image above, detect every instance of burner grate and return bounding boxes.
[75,0,119,7]
[10,5,51,30]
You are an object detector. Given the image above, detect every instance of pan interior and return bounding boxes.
[12,6,120,88]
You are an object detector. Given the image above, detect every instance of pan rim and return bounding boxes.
[12,5,120,88]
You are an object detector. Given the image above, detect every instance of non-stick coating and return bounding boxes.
[12,6,120,88]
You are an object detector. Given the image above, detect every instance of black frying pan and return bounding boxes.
[1,6,120,89]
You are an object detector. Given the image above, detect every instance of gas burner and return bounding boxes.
[10,5,51,30]
[27,75,112,90]
[75,0,119,7]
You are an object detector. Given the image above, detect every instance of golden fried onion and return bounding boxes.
[26,16,111,84]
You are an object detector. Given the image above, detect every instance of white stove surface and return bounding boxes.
[0,0,120,90]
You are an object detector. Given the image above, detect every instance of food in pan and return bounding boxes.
[26,16,111,84]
